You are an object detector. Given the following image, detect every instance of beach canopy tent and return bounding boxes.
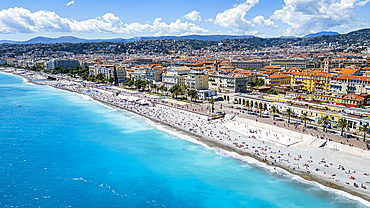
[137,100,151,105]
[127,97,140,102]
[119,95,129,100]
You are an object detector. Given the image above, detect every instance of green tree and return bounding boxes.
[245,100,250,114]
[256,78,265,86]
[318,115,329,132]
[172,90,180,98]
[258,103,263,117]
[159,85,167,95]
[108,77,115,83]
[146,80,151,91]
[266,88,279,95]
[134,80,146,91]
[96,73,105,82]
[150,83,157,92]
[301,112,308,127]
[192,94,198,102]
[270,105,277,120]
[209,97,215,113]
[286,108,292,123]
[204,92,209,98]
[169,84,182,98]
[183,85,188,99]
[358,123,369,142]
[188,90,197,101]
[338,118,347,136]
[127,79,134,88]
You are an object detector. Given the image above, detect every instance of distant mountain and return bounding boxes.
[302,31,340,38]
[0,40,16,44]
[280,36,296,39]
[22,36,89,44]
[139,35,255,42]
[0,35,255,44]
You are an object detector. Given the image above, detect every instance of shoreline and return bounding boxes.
[2,70,370,205]
[61,92,370,204]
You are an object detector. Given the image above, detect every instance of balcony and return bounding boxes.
[330,82,341,86]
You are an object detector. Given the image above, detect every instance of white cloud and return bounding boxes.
[0,7,208,36]
[214,0,259,33]
[356,0,370,6]
[245,30,258,35]
[66,1,74,6]
[272,0,369,36]
[150,18,208,36]
[184,10,201,21]
[252,15,277,28]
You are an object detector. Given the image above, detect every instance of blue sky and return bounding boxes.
[0,0,369,41]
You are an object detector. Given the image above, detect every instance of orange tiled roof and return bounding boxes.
[335,74,370,81]
[339,68,358,74]
[267,74,291,79]
[343,94,365,101]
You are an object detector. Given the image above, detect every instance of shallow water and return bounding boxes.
[0,72,368,207]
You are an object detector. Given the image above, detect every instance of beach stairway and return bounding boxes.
[225,114,236,120]
[308,137,327,148]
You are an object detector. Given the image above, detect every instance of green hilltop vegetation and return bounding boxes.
[0,28,369,56]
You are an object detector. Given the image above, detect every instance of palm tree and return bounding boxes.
[270,105,277,120]
[358,123,369,142]
[258,103,263,117]
[146,80,150,91]
[184,85,188,99]
[173,91,179,99]
[159,85,167,95]
[204,92,209,98]
[245,100,250,114]
[338,118,347,136]
[301,112,308,127]
[163,86,167,95]
[192,94,198,102]
[150,83,157,92]
[318,115,329,132]
[210,97,215,113]
[286,108,292,123]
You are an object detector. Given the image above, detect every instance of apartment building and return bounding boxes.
[265,74,291,87]
[185,72,209,91]
[321,59,368,68]
[270,59,306,69]
[208,74,246,93]
[45,59,81,70]
[89,65,125,83]
[291,72,334,93]
[161,66,190,89]
[330,75,370,95]
[230,61,266,70]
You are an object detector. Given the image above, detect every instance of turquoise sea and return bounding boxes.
[0,72,369,208]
